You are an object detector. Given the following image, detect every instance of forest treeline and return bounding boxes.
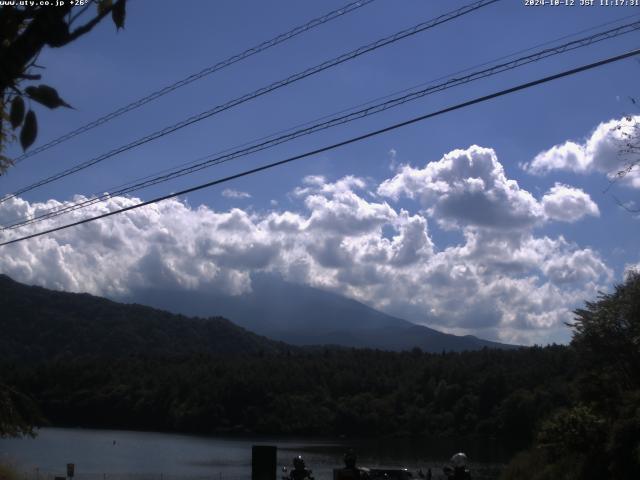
[0,345,573,447]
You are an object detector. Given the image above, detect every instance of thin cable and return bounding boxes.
[83,11,640,191]
[0,0,500,203]
[12,0,377,164]
[2,47,638,247]
[5,19,639,231]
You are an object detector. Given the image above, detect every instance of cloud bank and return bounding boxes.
[0,146,611,345]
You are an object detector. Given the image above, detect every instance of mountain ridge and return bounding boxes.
[120,273,514,352]
[0,274,289,362]
[0,273,515,359]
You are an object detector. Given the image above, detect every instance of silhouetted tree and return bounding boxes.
[570,270,640,390]
[608,101,640,212]
[1,0,127,173]
[502,273,640,479]
[0,382,41,438]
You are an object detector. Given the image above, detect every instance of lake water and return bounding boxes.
[0,428,508,480]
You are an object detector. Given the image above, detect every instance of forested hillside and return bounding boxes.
[0,274,289,361]
[0,273,506,360]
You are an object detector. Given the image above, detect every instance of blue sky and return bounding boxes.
[1,0,639,344]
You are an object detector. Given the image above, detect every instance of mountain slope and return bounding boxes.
[123,274,513,352]
[0,274,288,362]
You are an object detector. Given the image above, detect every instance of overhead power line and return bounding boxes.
[0,0,500,204]
[11,0,377,164]
[3,19,639,231]
[1,47,638,248]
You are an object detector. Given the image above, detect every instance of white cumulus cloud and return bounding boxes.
[541,183,599,222]
[523,115,640,188]
[0,146,613,345]
[378,145,544,230]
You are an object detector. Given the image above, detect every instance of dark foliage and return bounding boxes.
[502,272,640,479]
[0,381,42,438]
[1,0,126,168]
[0,346,574,448]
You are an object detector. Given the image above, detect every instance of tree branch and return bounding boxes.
[69,0,100,26]
[66,4,115,44]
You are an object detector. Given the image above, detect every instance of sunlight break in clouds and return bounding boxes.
[0,146,611,345]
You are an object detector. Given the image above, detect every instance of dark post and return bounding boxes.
[66,465,75,479]
[252,445,277,480]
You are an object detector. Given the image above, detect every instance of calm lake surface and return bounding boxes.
[0,428,509,480]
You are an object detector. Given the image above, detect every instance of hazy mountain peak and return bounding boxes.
[119,273,514,352]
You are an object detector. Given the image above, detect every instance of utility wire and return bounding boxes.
[1,47,638,248]
[11,0,377,164]
[4,19,639,231]
[0,0,500,204]
[60,11,640,199]
[4,19,638,229]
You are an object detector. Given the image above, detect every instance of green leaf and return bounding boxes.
[25,85,72,109]
[20,110,38,151]
[112,0,126,30]
[10,96,25,129]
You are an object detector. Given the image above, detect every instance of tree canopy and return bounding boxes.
[502,271,640,480]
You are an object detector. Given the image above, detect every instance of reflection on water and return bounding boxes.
[0,428,507,480]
